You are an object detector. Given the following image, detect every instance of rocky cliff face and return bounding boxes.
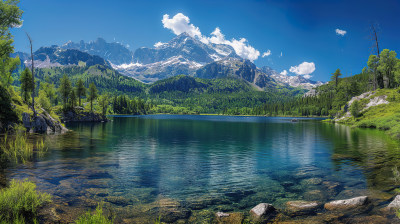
[22,111,68,134]
[61,110,108,123]
[61,38,134,65]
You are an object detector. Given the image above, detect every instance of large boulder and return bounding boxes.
[249,203,276,222]
[285,200,320,216]
[324,196,368,210]
[22,112,68,134]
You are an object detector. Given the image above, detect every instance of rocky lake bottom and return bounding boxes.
[2,115,400,223]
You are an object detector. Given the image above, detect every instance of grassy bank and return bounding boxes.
[334,88,400,139]
[0,179,52,223]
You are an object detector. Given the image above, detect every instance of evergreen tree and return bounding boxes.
[88,82,98,111]
[20,68,33,103]
[98,94,109,116]
[331,69,342,89]
[59,74,72,110]
[76,78,86,106]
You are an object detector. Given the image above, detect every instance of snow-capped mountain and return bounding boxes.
[261,66,324,90]
[61,38,133,65]
[27,34,323,90]
[114,32,239,83]
[17,46,110,69]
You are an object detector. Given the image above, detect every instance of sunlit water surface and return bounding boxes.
[2,115,400,223]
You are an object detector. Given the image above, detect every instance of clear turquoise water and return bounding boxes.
[3,115,400,222]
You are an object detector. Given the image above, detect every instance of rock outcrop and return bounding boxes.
[22,112,68,134]
[61,110,108,123]
[324,196,368,210]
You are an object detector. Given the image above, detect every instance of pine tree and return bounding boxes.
[88,82,98,111]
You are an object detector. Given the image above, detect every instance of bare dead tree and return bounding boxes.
[369,23,381,90]
[26,32,36,117]
[370,23,380,57]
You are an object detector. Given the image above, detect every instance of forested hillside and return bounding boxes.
[252,49,400,117]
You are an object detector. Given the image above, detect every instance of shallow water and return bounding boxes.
[2,115,400,223]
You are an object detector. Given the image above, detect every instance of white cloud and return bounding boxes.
[162,13,202,39]
[280,70,288,76]
[160,13,260,61]
[206,27,260,61]
[303,74,312,79]
[335,28,347,36]
[154,41,166,48]
[126,44,130,48]
[289,62,316,76]
[262,50,271,58]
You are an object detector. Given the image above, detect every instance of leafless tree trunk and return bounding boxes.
[371,24,380,57]
[370,23,380,90]
[26,33,36,117]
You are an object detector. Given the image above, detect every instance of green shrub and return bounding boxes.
[0,179,52,223]
[350,100,360,118]
[75,202,114,224]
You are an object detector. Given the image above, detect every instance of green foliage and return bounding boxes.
[76,78,86,106]
[331,68,342,89]
[0,0,23,86]
[88,82,98,111]
[74,202,114,224]
[59,74,72,109]
[98,94,109,116]
[0,179,51,223]
[20,68,33,103]
[350,100,360,118]
[0,124,47,163]
[0,84,19,127]
[38,90,51,112]
[39,81,56,104]
[378,49,399,88]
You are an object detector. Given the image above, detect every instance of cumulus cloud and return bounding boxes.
[162,13,202,39]
[289,62,316,76]
[154,41,166,48]
[262,50,271,58]
[160,13,260,61]
[280,70,288,76]
[335,28,347,36]
[205,27,260,61]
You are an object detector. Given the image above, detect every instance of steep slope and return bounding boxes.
[61,38,134,65]
[34,65,145,96]
[114,32,238,83]
[20,46,111,69]
[195,57,278,89]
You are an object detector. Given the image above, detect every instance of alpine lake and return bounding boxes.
[2,115,400,223]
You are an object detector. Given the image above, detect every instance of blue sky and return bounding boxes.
[10,0,400,81]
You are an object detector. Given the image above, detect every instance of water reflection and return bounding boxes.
[2,115,400,222]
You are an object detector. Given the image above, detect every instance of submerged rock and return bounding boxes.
[250,203,276,221]
[285,200,320,216]
[324,196,368,210]
[386,195,400,209]
[215,212,244,224]
[216,211,230,218]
